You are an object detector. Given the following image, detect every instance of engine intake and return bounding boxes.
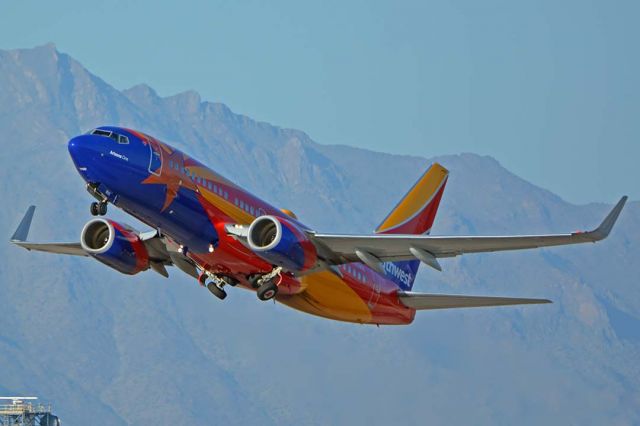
[81,218,149,275]
[247,215,317,272]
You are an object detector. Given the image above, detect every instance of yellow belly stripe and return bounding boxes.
[280,271,372,323]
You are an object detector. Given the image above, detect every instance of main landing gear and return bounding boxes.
[198,267,282,302]
[198,271,237,300]
[250,267,282,301]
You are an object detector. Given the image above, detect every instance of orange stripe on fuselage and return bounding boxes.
[278,271,373,323]
[131,136,413,324]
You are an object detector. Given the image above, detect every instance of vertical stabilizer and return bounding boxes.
[375,163,448,290]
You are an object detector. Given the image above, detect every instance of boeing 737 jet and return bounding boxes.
[10,127,627,325]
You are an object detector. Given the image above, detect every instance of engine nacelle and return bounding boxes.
[80,218,149,275]
[247,215,317,272]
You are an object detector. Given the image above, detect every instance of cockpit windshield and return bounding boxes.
[90,129,129,144]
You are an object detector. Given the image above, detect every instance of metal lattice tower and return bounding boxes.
[0,398,60,426]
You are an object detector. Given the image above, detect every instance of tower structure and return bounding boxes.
[0,397,59,426]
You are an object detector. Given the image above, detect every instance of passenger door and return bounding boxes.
[148,140,162,176]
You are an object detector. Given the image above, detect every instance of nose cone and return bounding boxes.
[68,135,100,180]
[69,135,91,161]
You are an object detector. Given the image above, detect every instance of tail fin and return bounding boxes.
[376,163,449,235]
[376,163,449,290]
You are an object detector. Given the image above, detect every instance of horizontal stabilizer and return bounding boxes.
[398,291,551,310]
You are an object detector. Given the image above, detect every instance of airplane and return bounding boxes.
[9,126,628,325]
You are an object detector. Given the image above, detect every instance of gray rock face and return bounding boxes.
[0,44,638,425]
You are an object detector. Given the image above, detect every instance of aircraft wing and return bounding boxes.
[397,292,551,310]
[8,206,198,278]
[312,196,627,270]
[8,206,86,256]
[11,241,87,256]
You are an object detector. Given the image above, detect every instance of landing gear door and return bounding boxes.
[148,140,162,176]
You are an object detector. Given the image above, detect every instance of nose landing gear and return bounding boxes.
[90,201,108,216]
[87,183,109,216]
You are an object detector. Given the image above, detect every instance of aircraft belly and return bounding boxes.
[115,167,410,324]
[278,271,373,323]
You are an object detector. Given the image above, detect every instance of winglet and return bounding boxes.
[11,206,36,242]
[589,196,627,241]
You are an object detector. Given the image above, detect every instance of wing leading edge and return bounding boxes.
[312,196,628,267]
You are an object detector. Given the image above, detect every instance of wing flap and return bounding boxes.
[398,291,551,310]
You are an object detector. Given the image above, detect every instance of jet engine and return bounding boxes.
[247,215,317,272]
[80,218,150,275]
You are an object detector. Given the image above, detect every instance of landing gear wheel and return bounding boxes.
[90,202,108,216]
[207,282,227,300]
[90,202,100,216]
[257,281,278,301]
[247,274,262,289]
[221,276,238,287]
[198,272,207,286]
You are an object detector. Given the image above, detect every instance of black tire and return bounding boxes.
[198,272,207,286]
[90,202,100,216]
[98,202,108,216]
[207,283,227,300]
[257,281,278,301]
[247,274,262,289]
[222,275,239,287]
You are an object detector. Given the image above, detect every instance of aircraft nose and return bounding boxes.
[68,135,100,178]
[68,135,90,161]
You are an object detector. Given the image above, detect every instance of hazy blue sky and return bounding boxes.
[1,0,637,203]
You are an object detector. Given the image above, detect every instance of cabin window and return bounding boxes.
[118,135,129,144]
